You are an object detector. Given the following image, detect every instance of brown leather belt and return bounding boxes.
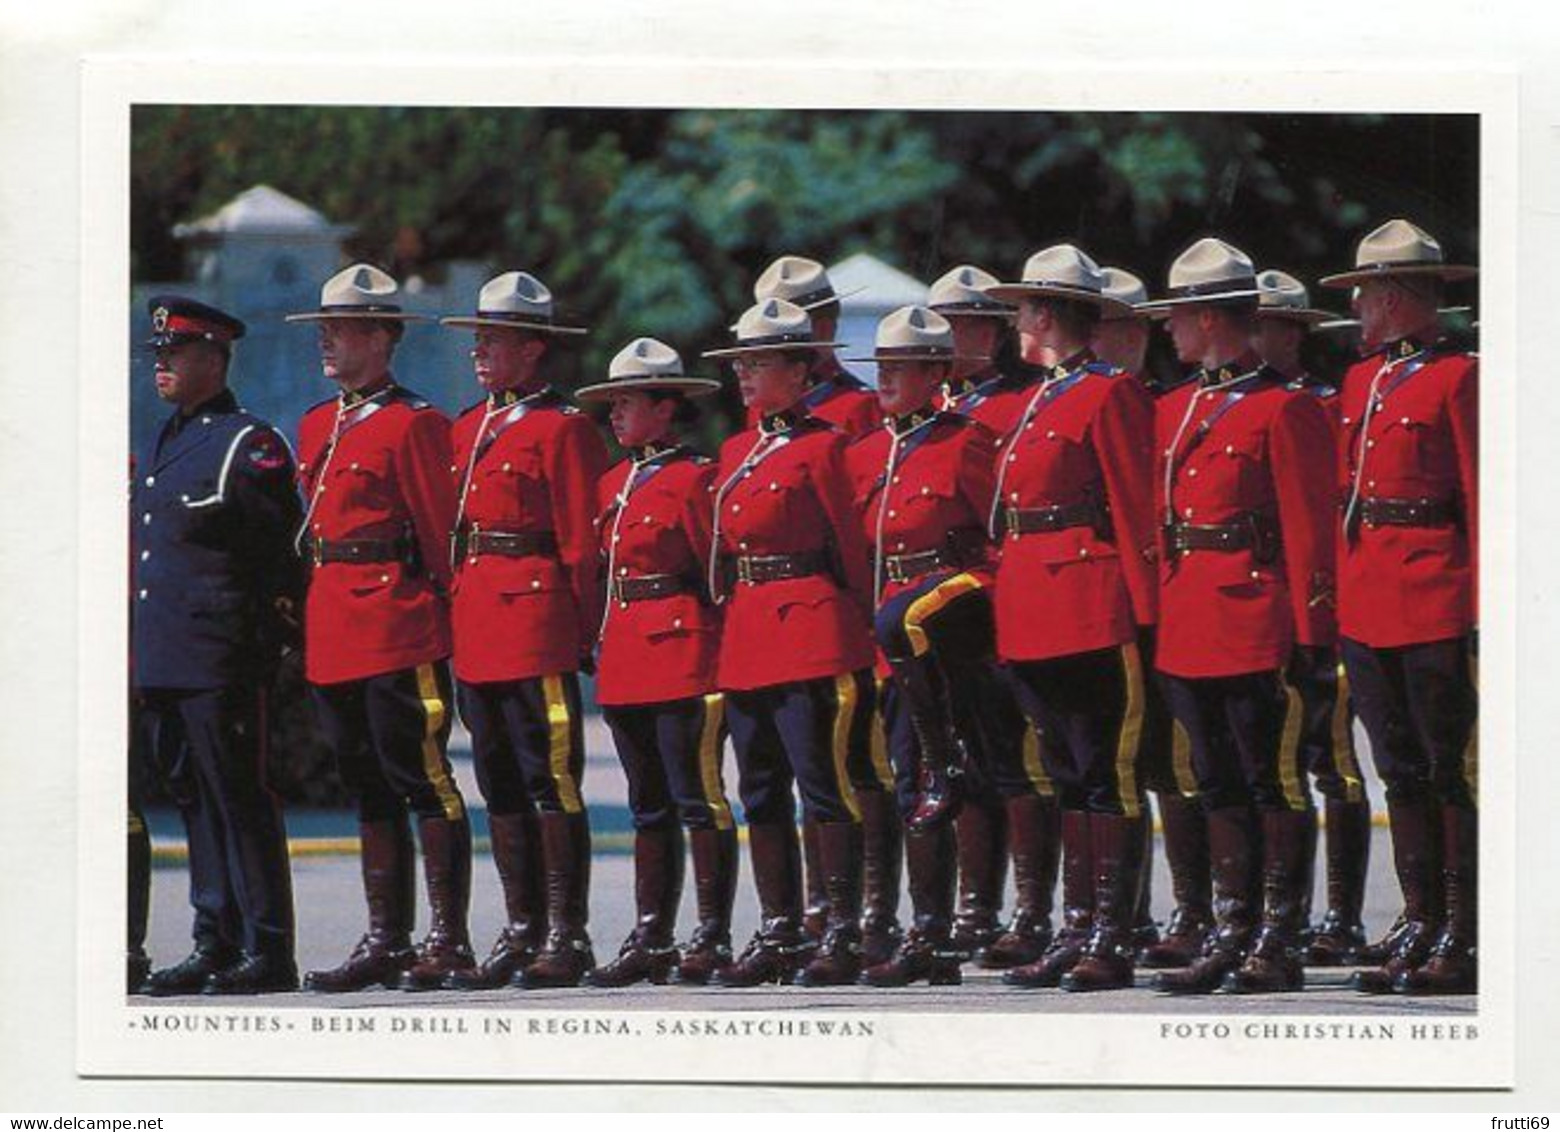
[1165,510,1281,561]
[1002,500,1106,536]
[610,573,694,603]
[881,546,962,584]
[726,550,829,586]
[458,528,559,559]
[305,534,411,566]
[1358,497,1458,528]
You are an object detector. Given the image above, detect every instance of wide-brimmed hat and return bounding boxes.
[982,244,1134,317]
[753,255,865,311]
[1319,218,1477,289]
[145,294,246,348]
[285,263,430,323]
[703,299,845,358]
[1255,269,1335,326]
[576,337,721,402]
[1096,267,1152,323]
[845,305,984,364]
[439,271,588,334]
[1139,238,1262,311]
[927,265,1014,319]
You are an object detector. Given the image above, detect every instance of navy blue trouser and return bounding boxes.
[455,673,586,816]
[1340,635,1476,808]
[1158,670,1313,814]
[603,695,736,832]
[310,661,467,824]
[1006,644,1148,817]
[726,670,874,826]
[1294,650,1370,804]
[135,685,295,957]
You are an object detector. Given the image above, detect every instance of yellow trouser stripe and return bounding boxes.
[128,810,146,836]
[1114,643,1145,819]
[1276,674,1308,812]
[832,675,863,822]
[698,693,735,832]
[415,664,465,821]
[903,572,984,658]
[1171,719,1197,797]
[1331,664,1365,804]
[869,683,894,789]
[1463,649,1479,806]
[542,674,584,815]
[1021,724,1055,796]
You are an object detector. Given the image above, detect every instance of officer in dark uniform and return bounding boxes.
[131,295,302,995]
[751,255,896,964]
[1253,269,1375,966]
[286,265,474,994]
[844,306,998,987]
[928,266,1056,965]
[1321,220,1479,996]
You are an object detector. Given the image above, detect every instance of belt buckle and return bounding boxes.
[311,538,323,567]
[1004,507,1021,536]
[736,556,755,586]
[885,556,907,584]
[468,522,481,563]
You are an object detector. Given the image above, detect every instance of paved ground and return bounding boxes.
[134,715,1475,1015]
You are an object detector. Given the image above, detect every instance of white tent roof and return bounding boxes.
[173,184,355,240]
[828,252,927,310]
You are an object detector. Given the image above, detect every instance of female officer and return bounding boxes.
[843,306,1000,987]
[700,299,877,988]
[575,338,739,987]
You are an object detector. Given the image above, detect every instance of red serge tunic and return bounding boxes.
[942,367,1041,440]
[711,411,876,691]
[296,382,456,685]
[594,446,721,707]
[1155,363,1339,679]
[989,358,1159,663]
[845,411,997,676]
[1336,340,1478,648]
[448,387,609,684]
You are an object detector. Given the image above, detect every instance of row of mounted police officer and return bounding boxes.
[128,216,1477,998]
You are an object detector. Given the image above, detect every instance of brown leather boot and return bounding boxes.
[399,816,476,990]
[861,824,961,987]
[446,811,547,990]
[794,821,865,986]
[1353,797,1443,994]
[1304,796,1372,965]
[675,826,739,985]
[949,800,1007,958]
[979,793,1060,969]
[514,811,595,989]
[1002,807,1090,987]
[1154,804,1258,995]
[858,788,904,968]
[1139,791,1212,968]
[801,818,829,943]
[712,822,808,987]
[1062,813,1144,992]
[1222,809,1310,994]
[1397,805,1477,995]
[589,825,685,987]
[306,816,417,992]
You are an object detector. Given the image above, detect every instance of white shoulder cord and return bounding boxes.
[872,427,902,611]
[1341,356,1398,535]
[294,398,348,557]
[452,397,510,539]
[987,372,1060,539]
[707,432,775,606]
[597,457,648,640]
[1160,368,1264,520]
